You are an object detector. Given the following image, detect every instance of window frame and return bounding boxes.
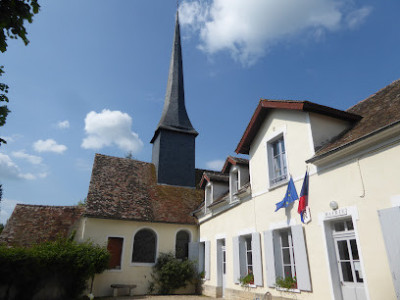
[175,229,191,260]
[131,227,158,266]
[267,133,288,187]
[229,167,240,202]
[264,224,311,291]
[204,182,213,213]
[279,229,296,280]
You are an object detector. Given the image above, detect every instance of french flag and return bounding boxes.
[297,170,309,223]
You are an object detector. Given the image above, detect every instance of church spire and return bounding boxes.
[150,11,198,187]
[150,11,198,143]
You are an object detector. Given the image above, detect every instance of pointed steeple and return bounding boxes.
[150,11,198,143]
[150,11,197,187]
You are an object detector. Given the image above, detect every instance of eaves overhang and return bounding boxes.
[306,120,400,165]
[235,100,362,155]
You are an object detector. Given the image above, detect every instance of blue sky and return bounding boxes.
[1,0,399,223]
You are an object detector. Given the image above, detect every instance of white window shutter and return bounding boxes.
[188,242,200,264]
[233,236,240,283]
[204,241,211,280]
[291,224,312,291]
[378,206,400,299]
[252,232,263,286]
[263,230,276,288]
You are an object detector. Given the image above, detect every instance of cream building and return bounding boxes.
[194,80,400,300]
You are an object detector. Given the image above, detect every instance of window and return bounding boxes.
[233,232,263,286]
[175,230,190,259]
[205,183,212,213]
[231,169,239,194]
[107,237,123,269]
[245,236,253,274]
[264,225,311,291]
[279,230,296,279]
[132,228,157,263]
[268,136,287,186]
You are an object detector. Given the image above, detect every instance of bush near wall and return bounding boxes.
[148,252,201,295]
[0,238,110,300]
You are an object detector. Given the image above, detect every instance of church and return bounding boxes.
[2,9,400,300]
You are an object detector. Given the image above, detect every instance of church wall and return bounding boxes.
[77,218,198,296]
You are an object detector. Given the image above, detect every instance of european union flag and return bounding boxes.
[275,176,298,212]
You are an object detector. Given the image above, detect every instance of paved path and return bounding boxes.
[100,295,218,300]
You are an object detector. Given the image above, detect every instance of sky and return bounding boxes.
[1,0,400,223]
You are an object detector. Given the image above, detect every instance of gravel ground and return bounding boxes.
[99,295,217,300]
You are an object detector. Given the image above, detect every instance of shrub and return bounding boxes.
[0,237,110,300]
[148,252,199,294]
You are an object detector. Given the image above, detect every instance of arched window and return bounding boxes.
[175,230,190,259]
[132,228,157,263]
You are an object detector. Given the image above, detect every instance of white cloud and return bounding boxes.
[12,150,43,165]
[57,120,70,129]
[206,159,225,171]
[345,6,372,29]
[81,109,144,153]
[0,153,40,180]
[180,0,372,65]
[33,139,67,154]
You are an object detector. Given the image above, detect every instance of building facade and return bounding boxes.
[195,82,400,300]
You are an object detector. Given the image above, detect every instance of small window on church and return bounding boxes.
[132,229,157,263]
[175,230,190,259]
[107,237,124,269]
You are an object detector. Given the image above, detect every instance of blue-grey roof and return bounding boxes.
[151,12,198,143]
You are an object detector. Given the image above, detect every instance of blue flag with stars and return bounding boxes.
[275,176,298,212]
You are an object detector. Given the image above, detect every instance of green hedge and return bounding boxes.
[0,238,110,300]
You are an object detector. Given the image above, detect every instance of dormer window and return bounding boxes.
[205,182,212,213]
[230,167,239,202]
[268,135,287,186]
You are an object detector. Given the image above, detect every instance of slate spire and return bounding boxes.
[150,11,197,187]
[151,11,198,143]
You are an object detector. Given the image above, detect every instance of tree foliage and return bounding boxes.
[0,0,40,146]
[0,0,40,52]
[0,237,110,300]
[0,66,10,145]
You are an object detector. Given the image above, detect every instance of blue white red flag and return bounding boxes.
[275,176,298,212]
[297,170,309,223]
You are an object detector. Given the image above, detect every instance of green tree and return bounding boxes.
[0,0,40,52]
[0,0,40,146]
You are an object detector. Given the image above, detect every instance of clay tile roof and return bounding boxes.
[309,79,400,161]
[221,156,249,174]
[235,99,361,154]
[199,171,229,189]
[0,204,84,247]
[85,154,203,225]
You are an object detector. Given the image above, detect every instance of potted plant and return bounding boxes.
[275,276,297,290]
[239,272,254,287]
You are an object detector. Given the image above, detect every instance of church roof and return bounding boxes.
[85,154,203,224]
[151,12,198,143]
[0,205,84,247]
[309,79,400,161]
